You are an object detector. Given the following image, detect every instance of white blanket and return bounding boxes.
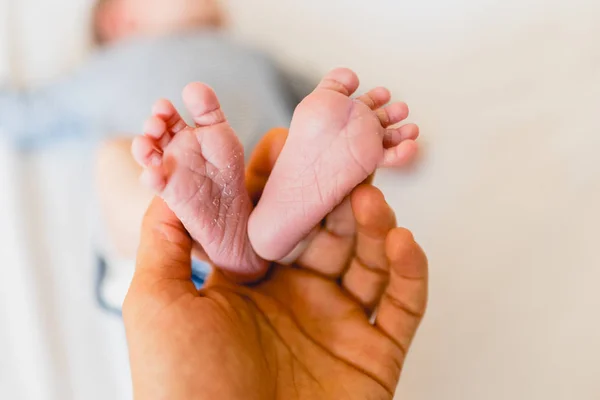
[0,1,131,399]
[1,0,598,399]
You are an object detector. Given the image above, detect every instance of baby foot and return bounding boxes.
[249,68,419,261]
[131,83,266,279]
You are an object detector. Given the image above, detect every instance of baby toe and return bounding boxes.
[144,116,168,140]
[383,123,420,148]
[356,87,391,110]
[182,82,226,127]
[317,68,360,97]
[377,102,409,128]
[152,98,188,134]
[132,135,162,167]
[380,140,419,168]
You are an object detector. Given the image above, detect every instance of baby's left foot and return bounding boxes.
[131,83,266,280]
[249,68,419,261]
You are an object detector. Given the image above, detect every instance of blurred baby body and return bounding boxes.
[0,0,306,151]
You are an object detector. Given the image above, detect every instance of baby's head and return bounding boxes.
[93,0,225,44]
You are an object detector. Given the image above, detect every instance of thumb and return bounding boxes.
[245,127,288,203]
[123,197,198,358]
[129,197,197,299]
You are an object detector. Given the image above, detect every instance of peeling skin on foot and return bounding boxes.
[132,82,266,277]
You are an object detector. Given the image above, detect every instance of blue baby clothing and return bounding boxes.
[0,30,309,152]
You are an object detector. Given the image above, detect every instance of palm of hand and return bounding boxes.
[128,266,404,400]
[124,186,427,400]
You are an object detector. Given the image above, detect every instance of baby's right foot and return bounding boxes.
[131,83,266,280]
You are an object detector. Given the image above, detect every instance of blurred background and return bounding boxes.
[0,0,598,399]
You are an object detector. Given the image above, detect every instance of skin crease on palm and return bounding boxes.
[123,128,428,400]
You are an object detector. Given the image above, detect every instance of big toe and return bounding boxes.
[317,67,360,96]
[182,82,226,127]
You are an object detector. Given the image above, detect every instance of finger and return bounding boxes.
[342,185,396,312]
[295,196,355,276]
[132,197,197,291]
[245,127,289,203]
[383,124,420,148]
[379,140,419,168]
[375,228,428,359]
[277,226,320,266]
[123,198,198,337]
[292,179,384,275]
[356,87,391,110]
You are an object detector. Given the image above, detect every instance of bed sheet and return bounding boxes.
[0,1,131,399]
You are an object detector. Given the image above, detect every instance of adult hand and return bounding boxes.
[123,128,428,400]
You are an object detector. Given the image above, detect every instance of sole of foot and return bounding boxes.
[249,68,419,261]
[132,83,267,281]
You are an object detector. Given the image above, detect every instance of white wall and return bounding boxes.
[233,1,600,399]
[1,0,599,399]
[1,0,91,85]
